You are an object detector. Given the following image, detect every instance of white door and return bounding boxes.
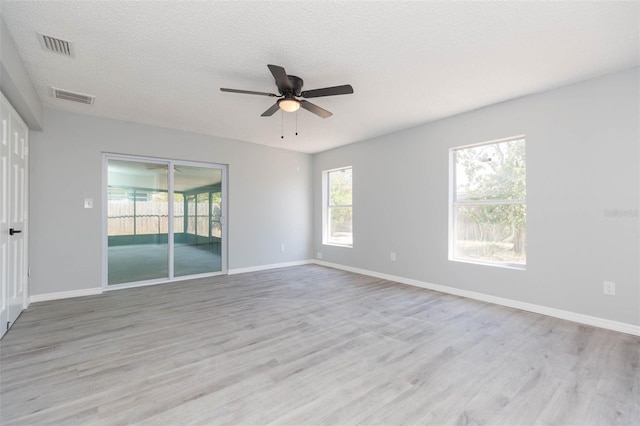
[0,97,9,336]
[0,92,28,338]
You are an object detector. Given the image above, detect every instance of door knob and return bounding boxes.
[9,228,22,236]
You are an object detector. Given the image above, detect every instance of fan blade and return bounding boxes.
[267,64,292,92]
[220,88,278,97]
[301,84,353,99]
[300,100,332,118]
[261,103,281,117]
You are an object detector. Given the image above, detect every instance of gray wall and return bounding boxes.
[314,68,639,326]
[0,16,43,130]
[29,109,313,295]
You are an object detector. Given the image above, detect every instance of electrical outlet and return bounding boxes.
[280,244,285,252]
[603,281,616,296]
[390,252,396,261]
[317,252,323,259]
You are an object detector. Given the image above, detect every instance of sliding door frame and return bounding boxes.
[102,153,228,290]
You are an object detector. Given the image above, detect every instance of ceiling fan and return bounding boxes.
[144,164,183,173]
[220,64,354,119]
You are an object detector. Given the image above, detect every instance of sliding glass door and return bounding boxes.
[174,165,223,277]
[105,156,226,287]
[107,159,169,284]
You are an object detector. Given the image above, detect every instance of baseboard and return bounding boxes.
[26,261,639,336]
[27,260,314,302]
[313,260,640,336]
[30,288,103,303]
[228,259,313,275]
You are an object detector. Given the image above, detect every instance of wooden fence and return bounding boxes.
[108,201,219,237]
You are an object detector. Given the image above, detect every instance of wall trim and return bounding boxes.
[30,288,103,303]
[228,260,312,275]
[313,260,640,336]
[28,260,313,302]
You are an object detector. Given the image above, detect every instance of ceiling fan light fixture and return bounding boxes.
[278,98,301,112]
[221,64,351,118]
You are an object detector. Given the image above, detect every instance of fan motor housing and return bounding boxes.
[285,75,304,96]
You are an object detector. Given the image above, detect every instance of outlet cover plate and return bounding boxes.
[603,281,616,296]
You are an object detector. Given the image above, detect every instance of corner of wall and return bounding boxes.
[0,16,44,130]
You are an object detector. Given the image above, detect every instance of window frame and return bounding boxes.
[322,166,353,248]
[449,136,526,270]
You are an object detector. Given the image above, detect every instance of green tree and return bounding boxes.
[456,139,526,260]
[329,169,352,239]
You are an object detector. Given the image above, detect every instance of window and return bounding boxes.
[450,136,526,268]
[323,166,353,247]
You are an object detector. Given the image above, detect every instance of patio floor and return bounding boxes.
[108,243,222,285]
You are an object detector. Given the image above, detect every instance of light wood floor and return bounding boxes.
[1,265,638,425]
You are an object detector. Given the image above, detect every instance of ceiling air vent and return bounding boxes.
[51,87,95,105]
[38,33,73,57]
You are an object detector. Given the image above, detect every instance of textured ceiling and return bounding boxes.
[1,1,638,153]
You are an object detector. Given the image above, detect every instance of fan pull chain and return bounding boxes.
[281,111,284,139]
[295,111,298,136]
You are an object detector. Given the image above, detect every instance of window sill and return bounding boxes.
[322,242,353,248]
[449,257,526,271]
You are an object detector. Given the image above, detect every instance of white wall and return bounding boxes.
[29,109,313,296]
[314,68,639,327]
